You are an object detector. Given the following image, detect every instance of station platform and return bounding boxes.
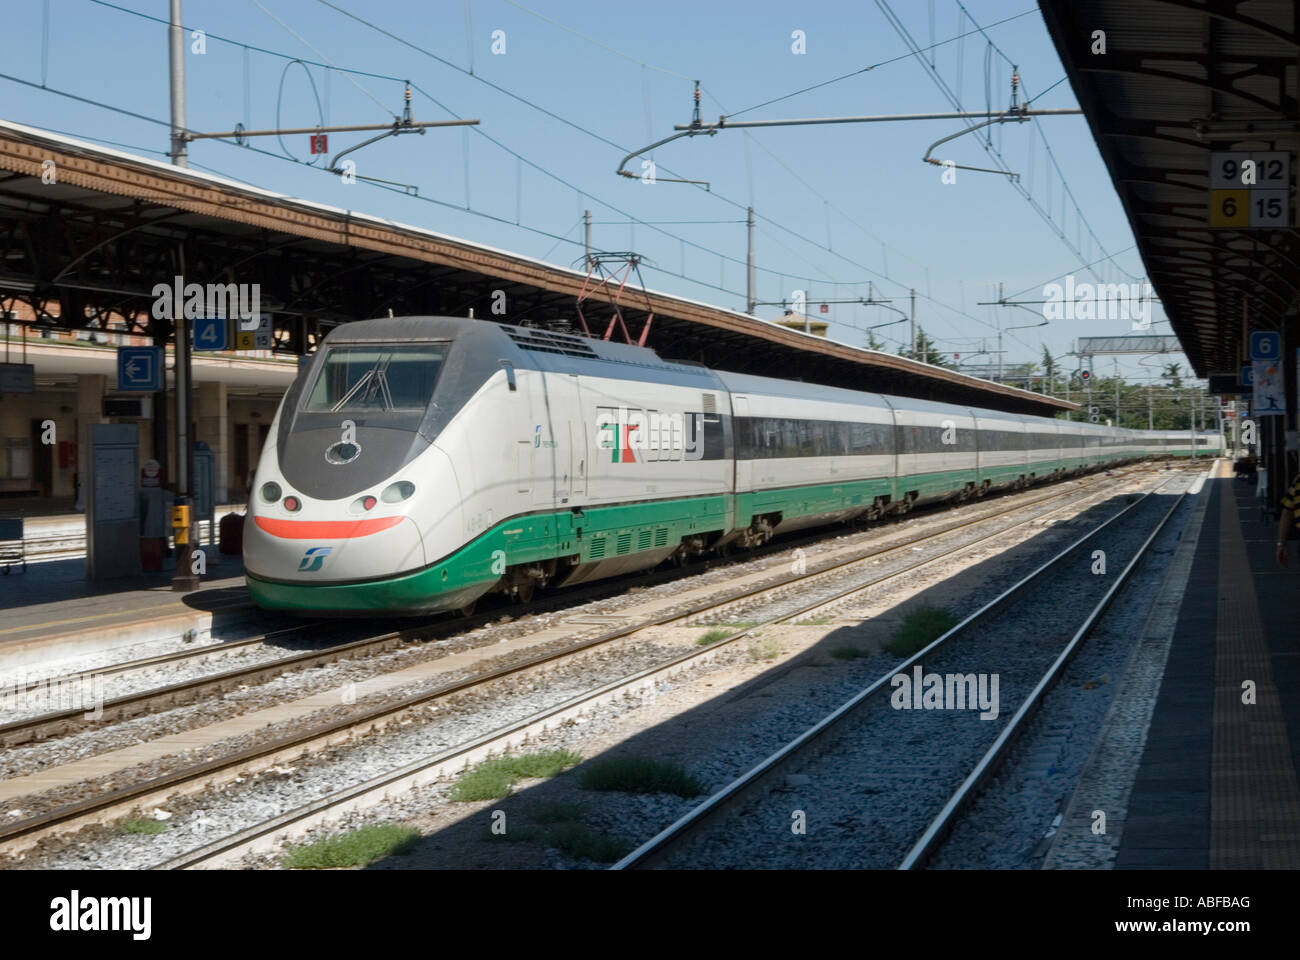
[0,549,258,671]
[1097,461,1300,868]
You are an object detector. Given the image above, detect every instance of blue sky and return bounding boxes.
[0,0,1189,384]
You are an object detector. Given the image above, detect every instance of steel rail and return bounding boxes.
[610,473,1185,869]
[0,465,1145,860]
[161,471,1153,868]
[1,467,1130,747]
[896,482,1192,869]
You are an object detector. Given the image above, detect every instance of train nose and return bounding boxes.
[245,513,427,581]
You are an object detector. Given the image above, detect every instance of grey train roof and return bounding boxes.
[319,319,1215,437]
[323,316,725,391]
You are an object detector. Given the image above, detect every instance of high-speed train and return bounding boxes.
[244,316,1220,615]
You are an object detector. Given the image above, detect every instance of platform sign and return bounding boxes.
[1250,190,1289,227]
[116,346,163,392]
[1210,152,1290,228]
[310,133,328,154]
[1209,189,1249,228]
[1250,330,1281,361]
[193,316,228,351]
[235,315,272,350]
[1240,364,1254,389]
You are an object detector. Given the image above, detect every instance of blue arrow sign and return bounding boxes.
[1249,330,1280,361]
[118,347,163,392]
[193,316,227,351]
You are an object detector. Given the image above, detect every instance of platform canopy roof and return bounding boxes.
[0,119,1073,416]
[1039,0,1300,378]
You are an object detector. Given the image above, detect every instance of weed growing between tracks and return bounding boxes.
[831,645,870,660]
[885,606,959,656]
[281,823,420,869]
[579,755,706,798]
[120,818,168,835]
[449,750,584,802]
[695,621,760,645]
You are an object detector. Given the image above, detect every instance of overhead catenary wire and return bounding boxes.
[874,0,1136,285]
[309,0,989,310]
[55,0,1046,351]
[247,0,394,119]
[720,6,1038,121]
[1,74,754,306]
[92,0,983,334]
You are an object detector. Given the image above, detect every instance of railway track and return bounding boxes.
[151,467,1181,869]
[1,464,1146,749]
[608,470,1198,869]
[0,463,1183,863]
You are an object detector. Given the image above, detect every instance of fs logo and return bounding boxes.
[596,407,708,464]
[299,546,332,572]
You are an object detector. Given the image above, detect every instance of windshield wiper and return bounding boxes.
[332,368,375,412]
[330,353,395,412]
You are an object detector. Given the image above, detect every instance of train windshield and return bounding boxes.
[303,344,447,414]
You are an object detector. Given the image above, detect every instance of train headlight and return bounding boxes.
[260,482,282,503]
[349,494,378,514]
[381,481,415,503]
[283,496,301,512]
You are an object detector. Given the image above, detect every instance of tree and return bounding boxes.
[865,328,885,351]
[1162,362,1183,389]
[899,327,954,369]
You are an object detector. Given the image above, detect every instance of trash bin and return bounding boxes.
[219,512,245,555]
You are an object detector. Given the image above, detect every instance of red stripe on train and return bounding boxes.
[253,516,404,539]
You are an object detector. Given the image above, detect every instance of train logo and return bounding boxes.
[596,407,712,464]
[298,546,332,572]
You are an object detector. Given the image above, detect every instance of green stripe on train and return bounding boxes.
[247,453,1193,612]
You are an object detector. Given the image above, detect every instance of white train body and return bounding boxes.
[244,317,1220,615]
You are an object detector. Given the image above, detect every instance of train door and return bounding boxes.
[731,395,751,492]
[567,375,587,503]
[530,370,556,510]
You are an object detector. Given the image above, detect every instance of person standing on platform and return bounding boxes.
[1277,474,1300,566]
